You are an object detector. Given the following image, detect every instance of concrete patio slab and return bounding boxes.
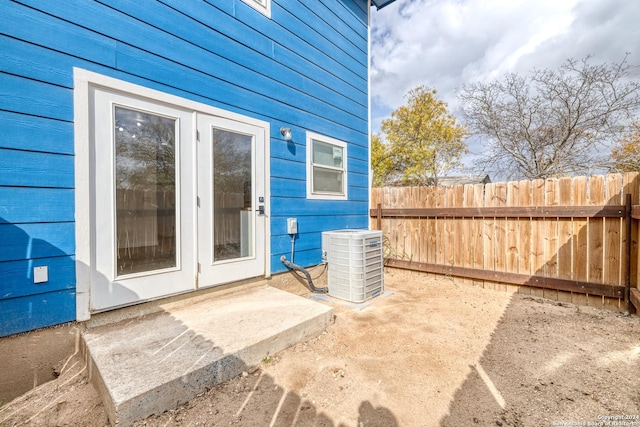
[82,285,334,426]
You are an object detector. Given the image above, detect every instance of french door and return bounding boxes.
[90,88,265,311]
[196,115,266,287]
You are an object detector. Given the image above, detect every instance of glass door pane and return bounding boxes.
[212,128,253,261]
[114,106,177,275]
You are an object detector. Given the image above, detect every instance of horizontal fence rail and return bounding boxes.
[371,173,640,311]
[385,259,625,298]
[370,205,629,220]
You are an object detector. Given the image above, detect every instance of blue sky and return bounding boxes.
[370,0,640,171]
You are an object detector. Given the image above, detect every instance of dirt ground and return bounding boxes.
[1,269,639,426]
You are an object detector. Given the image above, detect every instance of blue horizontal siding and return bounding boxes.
[0,110,74,155]
[270,177,369,200]
[0,35,75,88]
[346,186,370,202]
[270,139,304,161]
[271,157,306,180]
[272,224,370,253]
[333,0,368,24]
[109,0,368,114]
[192,0,271,51]
[0,149,74,188]
[0,256,75,300]
[296,0,367,52]
[271,2,367,80]
[0,222,75,263]
[270,135,369,162]
[274,4,366,70]
[271,214,369,235]
[0,4,369,146]
[272,251,321,274]
[0,289,75,336]
[1,0,370,334]
[0,188,74,223]
[348,158,370,175]
[115,43,369,135]
[350,170,370,185]
[271,177,306,198]
[15,0,368,133]
[234,2,367,90]
[272,233,323,255]
[271,198,368,216]
[0,73,73,121]
[0,3,118,67]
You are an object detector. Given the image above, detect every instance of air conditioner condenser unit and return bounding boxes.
[321,229,384,303]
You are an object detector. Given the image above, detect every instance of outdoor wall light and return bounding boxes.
[280,127,292,141]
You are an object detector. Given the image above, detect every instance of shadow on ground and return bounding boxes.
[440,293,640,426]
[0,290,399,427]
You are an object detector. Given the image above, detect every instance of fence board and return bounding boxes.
[588,176,605,308]
[462,184,475,286]
[572,176,589,306]
[531,179,545,298]
[506,181,519,276]
[483,183,497,289]
[450,186,464,271]
[604,174,624,311]
[605,174,623,287]
[371,188,380,230]
[400,186,412,260]
[383,187,393,258]
[388,187,399,258]
[435,186,445,266]
[517,180,532,295]
[544,179,559,300]
[472,183,485,287]
[411,187,421,262]
[494,183,508,292]
[443,186,453,267]
[426,186,437,265]
[625,172,640,292]
[418,187,428,264]
[557,177,574,303]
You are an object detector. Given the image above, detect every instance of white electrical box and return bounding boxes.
[34,266,48,284]
[321,229,384,303]
[287,218,298,235]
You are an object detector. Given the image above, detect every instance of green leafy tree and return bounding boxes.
[611,121,640,172]
[371,132,396,187]
[377,85,468,186]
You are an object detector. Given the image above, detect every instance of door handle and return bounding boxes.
[257,205,265,215]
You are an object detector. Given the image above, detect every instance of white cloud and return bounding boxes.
[371,0,640,131]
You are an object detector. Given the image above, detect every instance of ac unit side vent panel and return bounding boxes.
[321,229,384,303]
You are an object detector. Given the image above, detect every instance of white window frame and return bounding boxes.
[306,131,348,200]
[242,0,271,18]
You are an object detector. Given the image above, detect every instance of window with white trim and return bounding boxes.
[306,132,348,200]
[242,0,271,17]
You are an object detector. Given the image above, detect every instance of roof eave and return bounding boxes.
[371,0,397,10]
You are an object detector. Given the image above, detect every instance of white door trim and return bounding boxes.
[74,68,271,321]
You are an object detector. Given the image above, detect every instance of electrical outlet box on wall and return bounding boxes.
[287,218,298,235]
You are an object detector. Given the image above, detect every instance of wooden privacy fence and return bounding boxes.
[371,173,640,311]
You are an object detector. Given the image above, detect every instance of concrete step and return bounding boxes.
[82,285,334,426]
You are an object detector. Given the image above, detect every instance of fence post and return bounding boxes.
[625,193,632,313]
[376,203,382,231]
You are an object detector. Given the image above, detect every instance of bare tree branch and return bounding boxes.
[460,55,640,180]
